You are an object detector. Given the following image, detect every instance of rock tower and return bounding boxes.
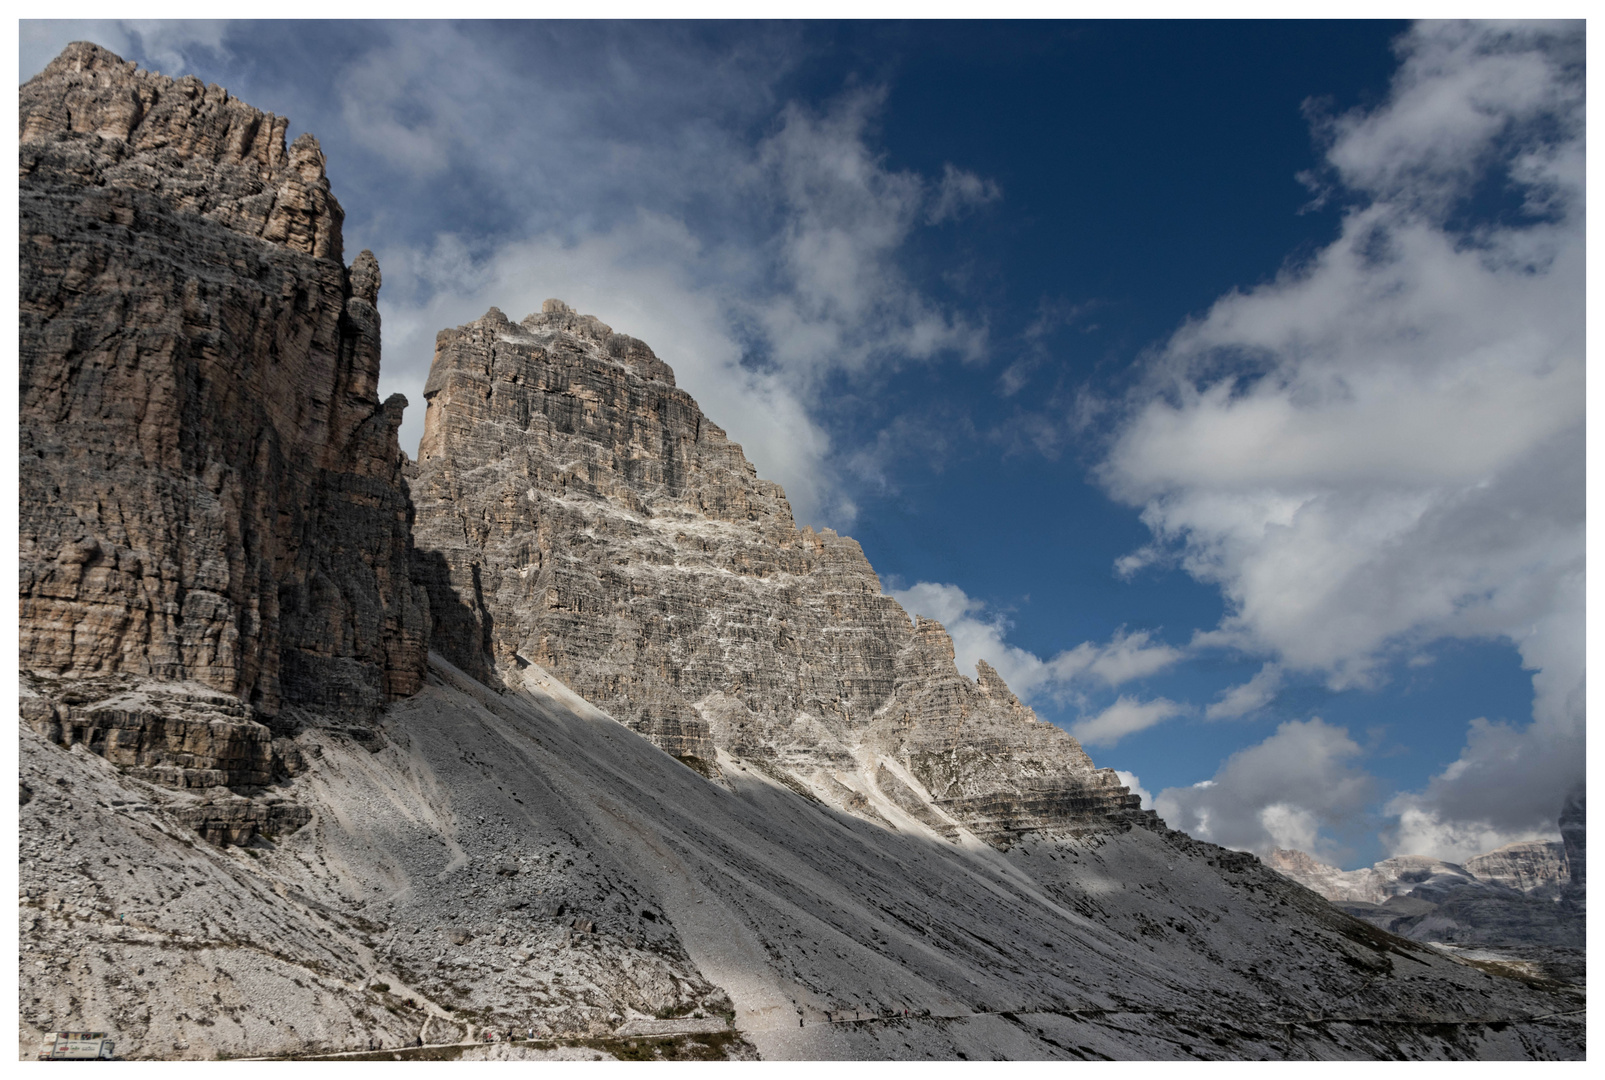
[19,43,429,748]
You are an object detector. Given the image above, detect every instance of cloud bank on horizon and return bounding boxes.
[20,19,1584,868]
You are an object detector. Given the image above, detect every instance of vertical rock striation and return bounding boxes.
[411,302,1139,844]
[1558,783,1585,889]
[18,47,1587,1062]
[19,43,429,743]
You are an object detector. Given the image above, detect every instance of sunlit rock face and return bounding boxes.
[1266,849,1391,906]
[1465,842,1571,893]
[410,302,1140,844]
[19,42,429,736]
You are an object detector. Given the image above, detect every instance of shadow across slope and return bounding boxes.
[300,656,1589,1060]
[18,656,1585,1059]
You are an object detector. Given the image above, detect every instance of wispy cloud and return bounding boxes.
[749,88,989,390]
[996,298,1101,400]
[22,19,231,81]
[927,163,1001,224]
[1072,696,1185,749]
[1053,629,1186,687]
[889,580,1185,742]
[1205,662,1284,721]
[346,36,996,526]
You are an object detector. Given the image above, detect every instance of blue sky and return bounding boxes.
[22,20,1585,869]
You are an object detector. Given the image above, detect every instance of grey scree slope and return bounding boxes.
[20,658,1588,1059]
[16,43,1584,1060]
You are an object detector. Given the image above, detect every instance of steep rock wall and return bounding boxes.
[1464,841,1571,893]
[19,43,429,745]
[411,303,1138,844]
[16,49,1586,1061]
[1558,783,1585,898]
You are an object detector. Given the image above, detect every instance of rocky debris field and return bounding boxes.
[17,654,1586,1060]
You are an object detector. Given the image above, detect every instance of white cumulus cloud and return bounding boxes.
[1154,719,1375,862]
[888,582,1184,721]
[1102,21,1584,857]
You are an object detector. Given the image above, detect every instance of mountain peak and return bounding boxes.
[410,301,1136,842]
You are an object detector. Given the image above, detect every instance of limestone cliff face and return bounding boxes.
[1465,841,1570,893]
[412,302,1138,844]
[19,43,429,744]
[17,51,1589,1062]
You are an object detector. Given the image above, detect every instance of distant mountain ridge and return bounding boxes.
[1268,842,1571,908]
[1266,791,1584,958]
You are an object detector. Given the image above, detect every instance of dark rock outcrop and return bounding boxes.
[21,677,276,790]
[19,43,430,760]
[172,795,312,847]
[1558,783,1585,902]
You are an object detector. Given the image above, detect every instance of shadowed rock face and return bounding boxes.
[19,43,429,732]
[411,302,1138,845]
[1558,784,1585,895]
[21,679,276,790]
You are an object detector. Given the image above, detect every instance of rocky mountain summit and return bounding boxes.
[17,45,1585,1061]
[409,301,1139,845]
[1467,841,1573,894]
